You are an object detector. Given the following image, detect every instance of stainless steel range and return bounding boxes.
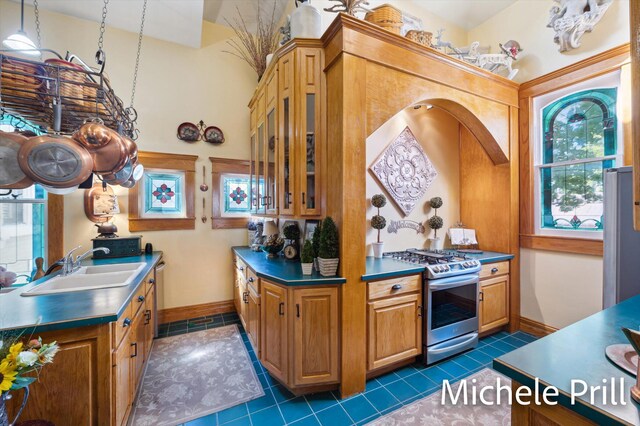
[383,249,481,364]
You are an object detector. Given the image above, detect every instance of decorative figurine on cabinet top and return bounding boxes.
[324,0,371,16]
[547,0,613,53]
[462,39,523,80]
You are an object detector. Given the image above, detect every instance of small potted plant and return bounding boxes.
[370,194,387,258]
[300,240,314,275]
[311,220,322,271]
[427,197,444,250]
[318,216,340,276]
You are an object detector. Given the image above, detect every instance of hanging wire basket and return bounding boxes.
[0,50,138,139]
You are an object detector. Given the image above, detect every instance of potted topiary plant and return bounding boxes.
[318,216,339,276]
[371,194,387,258]
[300,240,314,275]
[427,197,444,250]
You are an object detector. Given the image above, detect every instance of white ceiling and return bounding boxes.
[16,0,205,48]
[412,0,518,30]
[11,0,519,48]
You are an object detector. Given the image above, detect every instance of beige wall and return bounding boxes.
[467,0,630,83]
[0,0,257,310]
[365,108,460,254]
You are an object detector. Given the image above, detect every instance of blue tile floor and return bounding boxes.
[155,313,538,426]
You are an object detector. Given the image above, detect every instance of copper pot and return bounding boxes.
[18,134,93,188]
[100,157,134,186]
[120,135,138,163]
[0,131,33,189]
[89,131,129,174]
[73,121,114,148]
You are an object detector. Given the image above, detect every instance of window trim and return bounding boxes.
[519,44,631,256]
[209,157,251,229]
[532,73,623,240]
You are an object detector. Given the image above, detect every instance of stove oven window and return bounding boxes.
[431,282,477,329]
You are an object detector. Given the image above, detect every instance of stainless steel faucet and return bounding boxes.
[59,246,110,276]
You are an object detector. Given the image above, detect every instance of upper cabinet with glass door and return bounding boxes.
[250,41,324,218]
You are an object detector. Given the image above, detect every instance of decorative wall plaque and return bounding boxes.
[547,0,612,53]
[370,126,437,216]
[387,220,426,234]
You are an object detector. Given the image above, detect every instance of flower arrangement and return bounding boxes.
[0,334,59,394]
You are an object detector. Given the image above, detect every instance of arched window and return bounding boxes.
[538,88,617,232]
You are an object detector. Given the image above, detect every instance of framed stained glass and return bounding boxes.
[141,171,186,217]
[222,174,251,215]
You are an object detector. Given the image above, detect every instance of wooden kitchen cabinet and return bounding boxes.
[479,275,510,333]
[250,41,325,218]
[293,287,339,385]
[261,280,289,383]
[114,336,133,426]
[367,292,422,371]
[479,261,510,333]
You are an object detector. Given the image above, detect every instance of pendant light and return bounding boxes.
[2,0,39,55]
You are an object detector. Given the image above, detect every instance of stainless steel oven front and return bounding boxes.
[424,273,479,364]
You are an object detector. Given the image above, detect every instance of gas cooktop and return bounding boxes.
[383,249,481,279]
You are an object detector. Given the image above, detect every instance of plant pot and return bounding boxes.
[301,263,313,275]
[372,242,384,258]
[318,257,339,277]
[429,237,444,250]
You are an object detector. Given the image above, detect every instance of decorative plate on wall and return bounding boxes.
[369,126,437,216]
[177,122,200,142]
[204,126,225,144]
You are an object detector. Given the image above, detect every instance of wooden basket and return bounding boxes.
[365,4,403,35]
[406,30,433,47]
[45,59,87,109]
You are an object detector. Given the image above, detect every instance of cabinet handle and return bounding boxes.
[144,309,151,325]
[279,302,285,316]
[243,291,249,303]
[479,290,484,302]
[391,284,402,291]
[123,317,131,327]
[491,267,499,274]
[417,305,422,317]
[287,192,292,204]
[296,304,300,318]
[301,192,306,205]
[149,278,155,284]
[131,342,137,358]
[138,295,145,302]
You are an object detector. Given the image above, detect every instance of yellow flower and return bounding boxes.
[6,342,23,364]
[0,360,17,392]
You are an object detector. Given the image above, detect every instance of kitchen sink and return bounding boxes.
[21,263,146,296]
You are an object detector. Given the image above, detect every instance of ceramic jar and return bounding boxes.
[290,0,322,39]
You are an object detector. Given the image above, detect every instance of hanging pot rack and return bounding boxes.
[0,49,138,139]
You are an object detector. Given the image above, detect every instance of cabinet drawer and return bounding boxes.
[131,284,147,316]
[480,261,510,279]
[247,268,259,293]
[367,275,421,300]
[113,303,133,347]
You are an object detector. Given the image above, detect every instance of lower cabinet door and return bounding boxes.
[479,276,509,332]
[131,310,146,392]
[367,293,422,371]
[247,285,260,354]
[293,287,339,385]
[145,285,156,360]
[238,280,249,330]
[261,281,288,383]
[114,336,132,426]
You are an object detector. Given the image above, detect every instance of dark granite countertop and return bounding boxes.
[494,295,640,426]
[362,250,514,281]
[0,252,163,333]
[232,247,346,286]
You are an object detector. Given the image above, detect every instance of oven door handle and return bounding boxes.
[428,274,479,291]
[428,333,479,355]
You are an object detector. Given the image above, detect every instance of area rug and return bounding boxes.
[129,324,264,426]
[368,368,511,426]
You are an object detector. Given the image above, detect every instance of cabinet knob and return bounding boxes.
[149,278,155,284]
[123,317,131,327]
[238,266,244,271]
[248,277,254,283]
[391,284,402,291]
[491,267,499,274]
[138,295,145,302]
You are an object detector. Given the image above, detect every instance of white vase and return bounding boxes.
[301,263,313,275]
[429,237,444,250]
[291,1,322,39]
[318,257,339,277]
[372,242,384,258]
[266,53,274,66]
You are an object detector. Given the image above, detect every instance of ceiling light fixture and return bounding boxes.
[2,0,39,56]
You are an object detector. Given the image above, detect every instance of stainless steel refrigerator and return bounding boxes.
[603,166,640,308]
